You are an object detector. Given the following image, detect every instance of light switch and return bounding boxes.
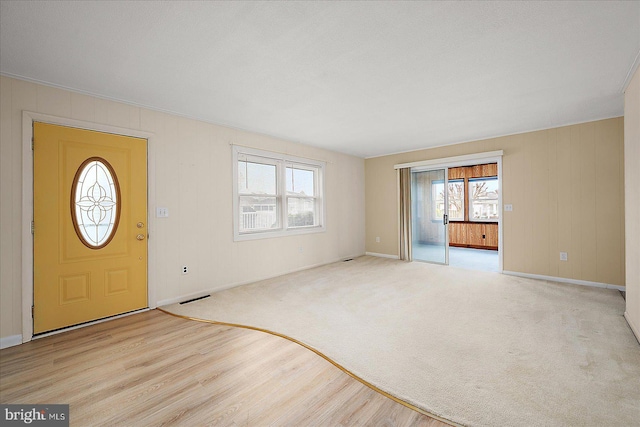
[156,207,169,218]
[504,204,513,211]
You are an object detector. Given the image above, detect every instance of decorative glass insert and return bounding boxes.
[71,158,120,248]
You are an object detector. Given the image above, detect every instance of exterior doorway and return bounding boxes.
[398,151,503,272]
[33,122,148,334]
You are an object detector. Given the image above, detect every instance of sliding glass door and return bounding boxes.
[411,168,449,264]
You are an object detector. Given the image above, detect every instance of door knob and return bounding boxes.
[137,222,144,228]
[136,234,145,241]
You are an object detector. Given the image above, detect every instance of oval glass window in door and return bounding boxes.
[71,157,121,249]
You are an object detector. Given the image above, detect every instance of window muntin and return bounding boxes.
[233,147,325,240]
[469,177,499,221]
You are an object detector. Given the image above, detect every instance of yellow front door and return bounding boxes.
[33,122,148,334]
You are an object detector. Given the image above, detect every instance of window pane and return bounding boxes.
[448,180,464,221]
[286,166,315,196]
[239,196,278,232]
[431,180,445,219]
[288,197,316,227]
[470,178,499,220]
[238,161,276,195]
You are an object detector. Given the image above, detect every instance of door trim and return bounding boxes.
[22,111,157,343]
[393,150,504,170]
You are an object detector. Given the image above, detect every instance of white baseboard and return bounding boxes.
[157,253,365,307]
[365,252,400,260]
[502,270,625,291]
[0,334,23,349]
[624,312,640,343]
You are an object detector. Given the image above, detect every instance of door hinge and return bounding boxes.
[31,137,34,151]
[31,305,34,319]
[31,221,35,235]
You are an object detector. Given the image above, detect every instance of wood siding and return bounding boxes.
[449,222,498,250]
[448,163,498,249]
[448,163,497,180]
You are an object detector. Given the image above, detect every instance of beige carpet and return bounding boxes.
[161,256,640,426]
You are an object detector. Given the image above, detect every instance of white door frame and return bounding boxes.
[395,150,504,272]
[21,111,157,342]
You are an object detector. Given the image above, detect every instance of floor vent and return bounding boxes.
[180,295,211,305]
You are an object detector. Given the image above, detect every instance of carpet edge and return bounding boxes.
[156,307,464,427]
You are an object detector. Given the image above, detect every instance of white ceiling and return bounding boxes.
[1,1,639,158]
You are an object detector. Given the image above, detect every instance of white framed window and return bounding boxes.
[430,179,464,221]
[469,177,499,221]
[447,179,465,221]
[233,146,325,241]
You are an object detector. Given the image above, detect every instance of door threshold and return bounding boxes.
[32,308,150,340]
[412,259,447,266]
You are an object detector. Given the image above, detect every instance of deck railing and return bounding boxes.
[240,211,277,231]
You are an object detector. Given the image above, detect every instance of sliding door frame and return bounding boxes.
[410,167,450,265]
[395,150,504,272]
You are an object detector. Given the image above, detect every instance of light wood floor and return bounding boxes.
[0,310,448,426]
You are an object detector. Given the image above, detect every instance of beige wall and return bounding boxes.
[366,117,625,287]
[624,66,640,340]
[0,76,365,340]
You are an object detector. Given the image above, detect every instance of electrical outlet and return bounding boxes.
[560,252,568,261]
[376,236,380,243]
[182,265,189,274]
